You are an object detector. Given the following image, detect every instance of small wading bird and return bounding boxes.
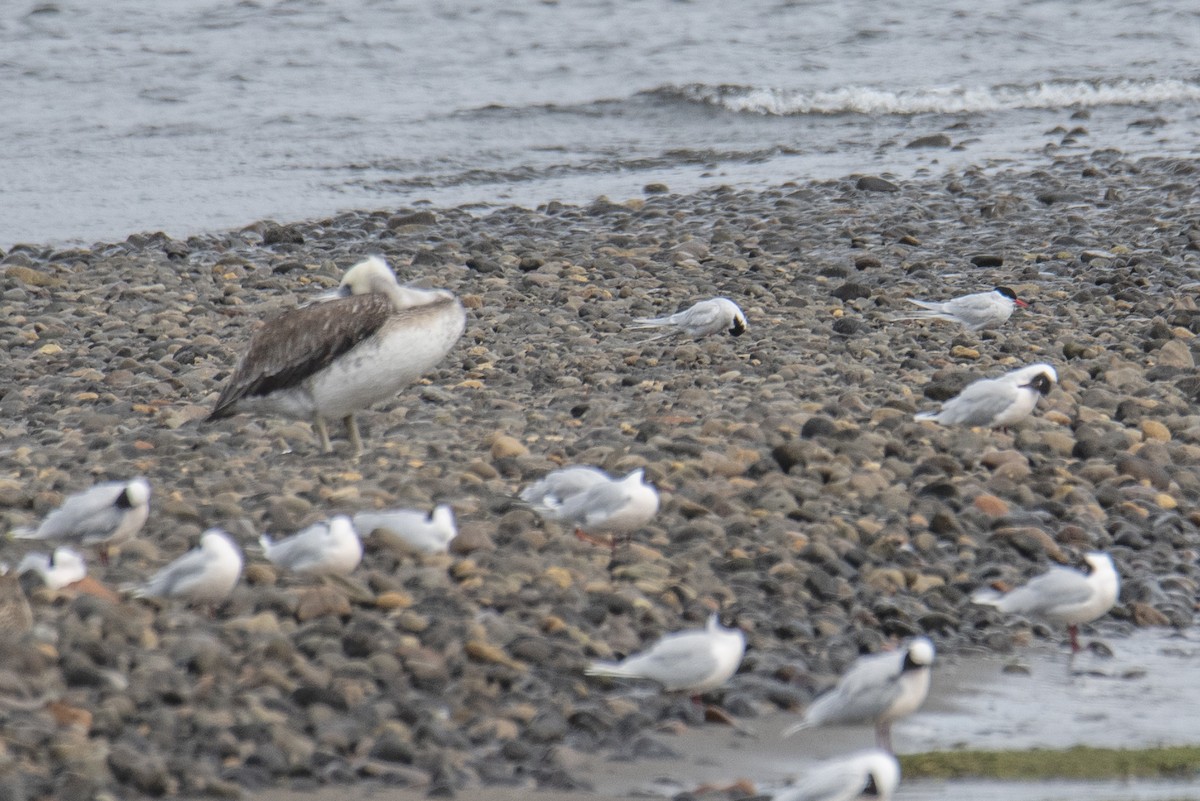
[260,515,363,577]
[897,286,1028,331]
[132,529,243,606]
[915,363,1057,429]
[207,256,466,455]
[520,466,659,549]
[11,478,151,564]
[972,551,1120,655]
[770,749,901,801]
[353,504,458,555]
[630,297,748,341]
[783,637,935,753]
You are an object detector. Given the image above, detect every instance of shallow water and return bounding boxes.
[4,0,1199,246]
[244,628,1200,801]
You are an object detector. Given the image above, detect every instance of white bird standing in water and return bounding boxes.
[585,613,746,699]
[972,551,1120,654]
[353,504,458,554]
[771,749,901,801]
[260,515,363,577]
[915,363,1057,429]
[207,255,466,455]
[11,477,151,563]
[521,466,659,548]
[133,529,243,605]
[631,297,748,341]
[16,547,87,591]
[897,286,1028,331]
[783,637,935,752]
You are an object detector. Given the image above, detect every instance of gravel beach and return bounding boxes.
[1,151,1198,799]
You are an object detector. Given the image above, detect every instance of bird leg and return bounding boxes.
[344,414,363,456]
[314,416,333,454]
[1068,624,1081,654]
[574,528,613,548]
[875,721,893,753]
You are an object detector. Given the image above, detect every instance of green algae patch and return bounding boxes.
[900,746,1200,780]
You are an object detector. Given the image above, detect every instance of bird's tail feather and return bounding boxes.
[780,719,816,738]
[584,661,634,679]
[970,588,1004,606]
[9,526,38,540]
[630,317,673,328]
[913,410,940,421]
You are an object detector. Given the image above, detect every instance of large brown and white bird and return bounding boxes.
[207,256,466,454]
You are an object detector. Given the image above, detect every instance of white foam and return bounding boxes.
[670,78,1200,116]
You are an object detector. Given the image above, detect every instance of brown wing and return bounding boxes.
[207,294,392,419]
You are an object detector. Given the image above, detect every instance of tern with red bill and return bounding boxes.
[898,286,1028,330]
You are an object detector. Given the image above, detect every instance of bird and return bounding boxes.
[521,466,659,548]
[772,749,901,801]
[260,515,363,577]
[11,477,151,563]
[972,551,1120,654]
[630,297,748,341]
[206,255,466,455]
[914,363,1057,428]
[0,567,32,641]
[15,547,87,591]
[132,529,243,605]
[896,286,1028,331]
[353,504,458,554]
[585,612,745,699]
[782,637,935,752]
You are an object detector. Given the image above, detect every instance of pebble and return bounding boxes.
[0,153,1195,798]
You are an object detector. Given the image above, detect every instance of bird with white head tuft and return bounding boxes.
[11,477,151,564]
[133,529,243,605]
[353,504,457,555]
[772,749,901,801]
[631,297,748,341]
[260,515,363,577]
[521,465,659,548]
[915,363,1057,429]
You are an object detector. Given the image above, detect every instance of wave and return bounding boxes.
[648,78,1200,116]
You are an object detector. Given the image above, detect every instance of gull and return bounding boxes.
[133,529,243,605]
[12,477,151,563]
[631,297,747,341]
[914,363,1057,428]
[897,286,1028,331]
[353,504,458,554]
[585,612,745,698]
[783,637,935,752]
[260,515,363,577]
[521,466,659,547]
[15,547,87,591]
[207,255,466,455]
[972,551,1120,653]
[772,749,901,801]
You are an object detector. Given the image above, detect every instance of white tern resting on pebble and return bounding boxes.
[915,363,1057,428]
[630,297,747,341]
[585,612,745,698]
[133,529,243,605]
[207,255,466,455]
[15,547,87,591]
[972,551,1119,654]
[521,466,659,547]
[353,504,458,554]
[260,515,363,577]
[783,636,934,752]
[770,748,901,801]
[897,285,1028,331]
[11,477,151,562]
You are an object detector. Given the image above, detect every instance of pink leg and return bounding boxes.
[1069,624,1080,653]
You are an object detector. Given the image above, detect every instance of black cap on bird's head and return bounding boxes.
[994,285,1030,307]
[1027,372,1054,396]
[729,316,747,337]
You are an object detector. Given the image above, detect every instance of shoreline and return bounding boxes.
[1,151,1198,798]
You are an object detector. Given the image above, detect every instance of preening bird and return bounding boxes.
[783,637,935,752]
[972,551,1120,654]
[915,363,1057,428]
[897,286,1027,331]
[521,466,659,547]
[631,297,748,341]
[207,255,466,454]
[16,547,87,591]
